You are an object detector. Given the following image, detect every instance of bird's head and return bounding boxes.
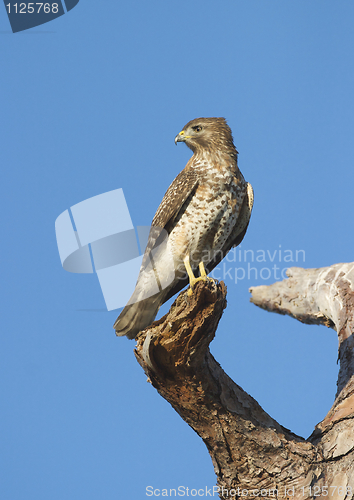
[174,117,238,158]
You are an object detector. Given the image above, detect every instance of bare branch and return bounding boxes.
[250,263,354,396]
[134,281,321,497]
[250,263,354,493]
[131,267,354,498]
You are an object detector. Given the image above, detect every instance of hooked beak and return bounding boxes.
[175,130,188,145]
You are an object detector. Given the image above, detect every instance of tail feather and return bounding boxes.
[114,292,165,339]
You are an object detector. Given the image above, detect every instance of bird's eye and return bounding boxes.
[193,125,202,132]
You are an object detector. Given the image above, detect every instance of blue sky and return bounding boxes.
[1,1,354,498]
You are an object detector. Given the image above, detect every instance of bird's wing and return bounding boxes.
[231,182,254,247]
[206,182,254,272]
[114,169,199,338]
[162,182,254,303]
[140,169,199,267]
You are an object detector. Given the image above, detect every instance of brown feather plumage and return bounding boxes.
[114,117,253,338]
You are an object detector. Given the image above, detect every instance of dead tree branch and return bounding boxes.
[134,264,354,499]
[250,263,354,398]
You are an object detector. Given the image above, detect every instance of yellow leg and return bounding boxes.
[184,255,196,284]
[199,261,207,277]
[184,256,214,296]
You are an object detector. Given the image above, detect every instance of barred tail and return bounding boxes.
[113,291,165,340]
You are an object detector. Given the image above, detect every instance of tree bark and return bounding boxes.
[134,264,354,499]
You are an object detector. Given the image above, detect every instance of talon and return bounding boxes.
[198,261,214,283]
[184,257,214,295]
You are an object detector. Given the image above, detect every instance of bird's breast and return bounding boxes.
[168,170,246,268]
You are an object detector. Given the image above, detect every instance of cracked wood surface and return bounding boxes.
[250,263,354,498]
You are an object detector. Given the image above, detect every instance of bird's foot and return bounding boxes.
[184,257,214,296]
[187,275,214,296]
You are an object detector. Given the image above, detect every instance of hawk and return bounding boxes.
[114,117,254,339]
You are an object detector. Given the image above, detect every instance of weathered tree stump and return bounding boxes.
[134,263,354,499]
